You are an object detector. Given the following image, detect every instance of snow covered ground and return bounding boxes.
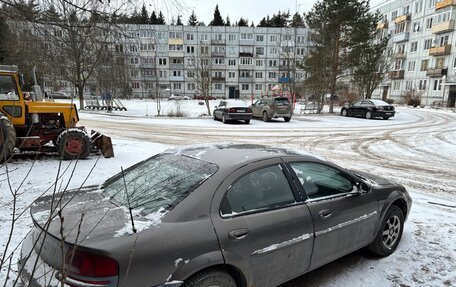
[1,100,455,286]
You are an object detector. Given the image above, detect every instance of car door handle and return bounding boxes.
[319,209,332,219]
[228,229,249,240]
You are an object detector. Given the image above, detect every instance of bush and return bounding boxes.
[385,99,394,104]
[402,89,423,107]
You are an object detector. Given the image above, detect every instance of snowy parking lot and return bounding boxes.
[1,101,455,287]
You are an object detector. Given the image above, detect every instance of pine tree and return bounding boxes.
[290,12,305,27]
[140,4,149,24]
[177,15,183,25]
[258,17,268,27]
[157,11,166,24]
[237,18,248,27]
[210,4,225,26]
[250,21,254,27]
[305,0,374,112]
[149,11,158,24]
[188,10,198,26]
[225,16,231,26]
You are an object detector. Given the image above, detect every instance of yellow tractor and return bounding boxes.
[0,65,113,161]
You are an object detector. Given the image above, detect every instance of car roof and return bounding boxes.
[369,99,390,105]
[164,143,321,167]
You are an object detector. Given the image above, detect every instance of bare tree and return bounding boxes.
[188,45,213,116]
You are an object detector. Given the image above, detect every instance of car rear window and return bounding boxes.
[103,154,218,215]
[274,98,289,105]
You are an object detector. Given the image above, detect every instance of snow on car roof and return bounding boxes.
[369,99,390,105]
[225,100,249,107]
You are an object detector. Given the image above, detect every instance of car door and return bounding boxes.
[214,101,226,119]
[252,99,261,117]
[287,161,378,270]
[350,101,363,116]
[0,73,25,126]
[211,159,314,287]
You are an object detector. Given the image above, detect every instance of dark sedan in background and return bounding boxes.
[213,100,252,124]
[19,144,411,287]
[341,99,395,119]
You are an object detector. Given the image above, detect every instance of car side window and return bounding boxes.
[218,101,226,107]
[353,101,362,106]
[290,162,354,199]
[220,165,296,216]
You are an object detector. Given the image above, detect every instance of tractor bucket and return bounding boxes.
[90,130,114,158]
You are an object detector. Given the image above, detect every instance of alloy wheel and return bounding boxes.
[382,215,401,250]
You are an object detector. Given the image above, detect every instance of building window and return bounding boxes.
[255,47,264,55]
[213,58,225,65]
[169,44,183,51]
[433,79,442,91]
[256,35,264,42]
[200,34,209,41]
[393,81,400,90]
[269,47,278,54]
[240,58,253,65]
[406,80,413,90]
[173,83,182,90]
[228,72,236,78]
[172,71,182,77]
[255,72,263,78]
[130,57,139,65]
[228,59,236,66]
[228,34,236,41]
[187,83,195,90]
[391,10,398,20]
[413,21,421,32]
[214,83,223,90]
[255,84,262,90]
[420,59,429,71]
[408,61,415,71]
[269,60,277,67]
[186,33,194,41]
[270,35,278,42]
[415,1,422,13]
[159,70,167,78]
[169,32,183,39]
[425,17,433,29]
[241,84,249,90]
[132,82,140,89]
[255,60,264,66]
[424,39,433,50]
[419,80,427,90]
[159,58,167,65]
[453,56,456,69]
[410,41,418,52]
[268,72,277,78]
[201,46,209,54]
[187,46,195,53]
[239,71,251,78]
[296,48,305,55]
[240,33,253,40]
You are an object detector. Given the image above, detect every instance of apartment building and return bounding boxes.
[373,0,456,107]
[122,24,308,99]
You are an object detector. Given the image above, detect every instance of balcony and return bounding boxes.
[429,44,452,56]
[140,63,156,68]
[169,76,184,81]
[279,77,290,83]
[436,0,456,10]
[392,32,410,43]
[239,39,254,46]
[376,22,388,29]
[426,67,448,77]
[239,77,253,83]
[212,76,225,81]
[239,52,254,57]
[394,52,407,59]
[169,51,184,57]
[395,14,411,24]
[211,51,225,57]
[211,39,225,45]
[169,63,184,69]
[432,20,455,34]
[389,70,405,79]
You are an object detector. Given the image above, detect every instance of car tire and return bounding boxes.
[365,111,372,119]
[222,114,227,124]
[341,109,348,117]
[383,116,390,120]
[284,117,291,122]
[367,205,404,257]
[183,269,237,287]
[245,119,250,124]
[262,111,270,122]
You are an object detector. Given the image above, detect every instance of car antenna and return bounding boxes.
[121,167,137,233]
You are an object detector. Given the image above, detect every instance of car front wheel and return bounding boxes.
[341,109,348,117]
[284,117,291,122]
[365,111,372,119]
[367,205,404,257]
[183,269,237,287]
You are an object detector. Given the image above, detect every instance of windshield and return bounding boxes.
[103,153,218,215]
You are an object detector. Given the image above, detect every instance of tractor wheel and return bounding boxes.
[0,116,16,162]
[57,129,91,160]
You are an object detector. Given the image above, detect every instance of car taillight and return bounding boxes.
[246,108,252,113]
[228,108,237,113]
[67,249,118,280]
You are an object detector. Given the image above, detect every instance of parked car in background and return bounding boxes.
[18,144,412,287]
[194,94,216,100]
[169,94,190,100]
[251,97,292,122]
[213,100,252,124]
[341,99,395,120]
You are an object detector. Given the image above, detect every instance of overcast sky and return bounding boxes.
[146,0,388,25]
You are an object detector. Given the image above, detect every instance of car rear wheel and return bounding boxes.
[284,117,291,122]
[365,111,372,119]
[383,116,390,120]
[341,109,348,117]
[183,269,237,287]
[222,114,227,124]
[245,119,250,124]
[262,111,270,122]
[367,205,404,257]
